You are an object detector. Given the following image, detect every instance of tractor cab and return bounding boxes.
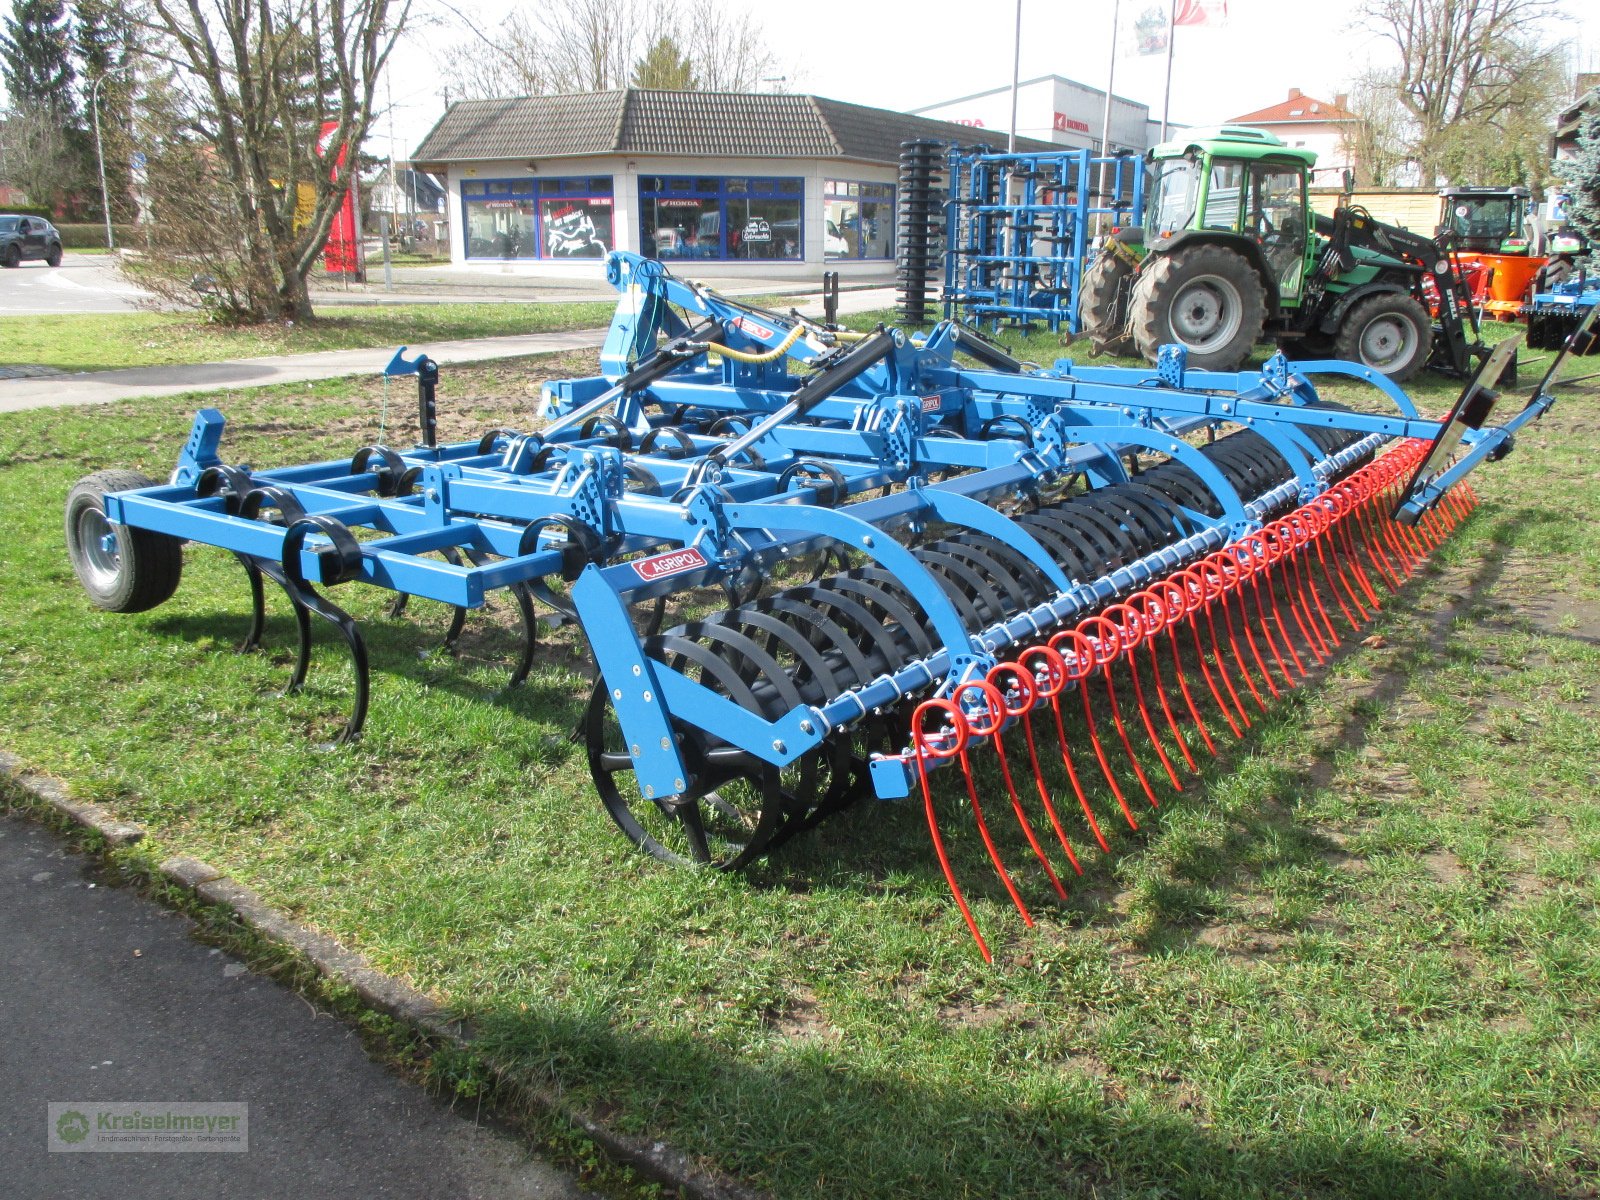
[1143,127,1318,311]
[1438,186,1532,254]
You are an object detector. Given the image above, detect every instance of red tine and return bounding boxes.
[1078,613,1163,808]
[1265,520,1325,666]
[1220,546,1286,698]
[986,661,1081,882]
[1203,552,1269,714]
[911,698,990,962]
[1049,626,1143,831]
[1019,643,1111,853]
[1154,576,1217,755]
[1103,601,1185,789]
[950,680,1034,926]
[1193,560,1254,728]
[1236,538,1300,688]
[1249,530,1309,678]
[1126,591,1200,770]
[1175,566,1246,738]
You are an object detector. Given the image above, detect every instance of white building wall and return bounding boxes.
[1248,125,1354,186]
[912,78,1152,154]
[437,154,898,278]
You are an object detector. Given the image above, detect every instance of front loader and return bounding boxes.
[1081,126,1489,382]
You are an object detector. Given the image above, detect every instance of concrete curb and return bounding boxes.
[0,750,767,1200]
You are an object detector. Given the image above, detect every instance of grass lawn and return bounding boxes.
[0,303,619,373]
[2,333,1598,1198]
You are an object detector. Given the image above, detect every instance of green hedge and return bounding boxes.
[0,204,55,220]
[53,223,143,249]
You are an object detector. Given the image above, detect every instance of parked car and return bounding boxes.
[0,215,64,267]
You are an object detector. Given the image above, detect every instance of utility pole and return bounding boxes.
[92,62,135,250]
[1007,0,1023,153]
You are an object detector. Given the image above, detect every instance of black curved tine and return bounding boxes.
[233,553,268,653]
[253,559,314,694]
[290,582,371,747]
[438,547,470,652]
[460,546,538,689]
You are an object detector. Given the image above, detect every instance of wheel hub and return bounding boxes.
[1360,317,1412,369]
[1170,275,1243,352]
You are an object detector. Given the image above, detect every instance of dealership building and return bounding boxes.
[911,74,1163,158]
[409,88,1050,276]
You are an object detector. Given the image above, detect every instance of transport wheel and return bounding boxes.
[1129,243,1267,371]
[64,470,183,612]
[1333,292,1434,382]
[2,244,19,268]
[1078,250,1139,357]
[45,244,62,267]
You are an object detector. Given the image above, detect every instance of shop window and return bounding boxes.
[463,176,613,260]
[639,176,804,262]
[824,180,894,260]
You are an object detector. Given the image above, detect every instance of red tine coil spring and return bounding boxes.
[1048,625,1143,831]
[1018,643,1111,853]
[949,680,1035,926]
[985,661,1080,886]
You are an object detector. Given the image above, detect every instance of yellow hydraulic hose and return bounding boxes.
[704,324,806,363]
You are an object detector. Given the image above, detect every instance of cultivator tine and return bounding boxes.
[1050,627,1142,831]
[1018,645,1111,853]
[1079,614,1164,809]
[913,700,991,962]
[987,661,1082,881]
[1103,602,1185,790]
[950,681,1036,925]
[1151,581,1216,757]
[232,552,269,653]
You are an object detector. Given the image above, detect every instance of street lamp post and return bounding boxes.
[91,63,133,251]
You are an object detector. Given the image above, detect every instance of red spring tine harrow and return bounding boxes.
[913,438,1481,959]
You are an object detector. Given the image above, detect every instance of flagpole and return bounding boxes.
[1096,0,1120,229]
[1160,0,1177,139]
[1007,0,1022,152]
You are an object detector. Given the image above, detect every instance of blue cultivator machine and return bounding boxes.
[942,147,1143,335]
[1527,273,1599,353]
[66,253,1595,959]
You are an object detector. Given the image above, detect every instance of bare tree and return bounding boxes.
[437,0,784,101]
[131,0,410,320]
[1359,0,1566,185]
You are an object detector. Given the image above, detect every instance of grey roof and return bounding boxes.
[410,89,1054,168]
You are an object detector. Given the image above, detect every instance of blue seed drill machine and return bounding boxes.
[66,252,1594,958]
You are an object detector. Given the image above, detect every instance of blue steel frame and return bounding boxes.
[91,251,1555,809]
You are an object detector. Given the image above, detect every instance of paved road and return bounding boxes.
[0,286,899,412]
[0,254,151,314]
[0,810,591,1200]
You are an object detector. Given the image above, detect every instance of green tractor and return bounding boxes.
[1081,125,1484,382]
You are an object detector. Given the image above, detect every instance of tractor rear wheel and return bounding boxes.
[1129,243,1266,371]
[65,470,183,613]
[1332,292,1433,382]
[1078,250,1138,357]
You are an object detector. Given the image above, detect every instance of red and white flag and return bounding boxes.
[1174,0,1228,25]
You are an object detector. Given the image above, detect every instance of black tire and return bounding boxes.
[1078,250,1139,357]
[65,470,183,613]
[1129,243,1267,371]
[45,243,62,267]
[1332,292,1434,382]
[1,244,19,268]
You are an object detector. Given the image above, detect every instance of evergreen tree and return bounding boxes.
[73,0,137,220]
[1,0,75,119]
[1556,103,1600,251]
[631,35,697,91]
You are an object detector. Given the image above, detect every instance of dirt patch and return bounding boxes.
[1421,849,1468,886]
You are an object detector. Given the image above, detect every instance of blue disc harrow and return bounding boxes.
[65,253,1594,957]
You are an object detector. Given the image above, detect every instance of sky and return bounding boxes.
[372,0,1600,162]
